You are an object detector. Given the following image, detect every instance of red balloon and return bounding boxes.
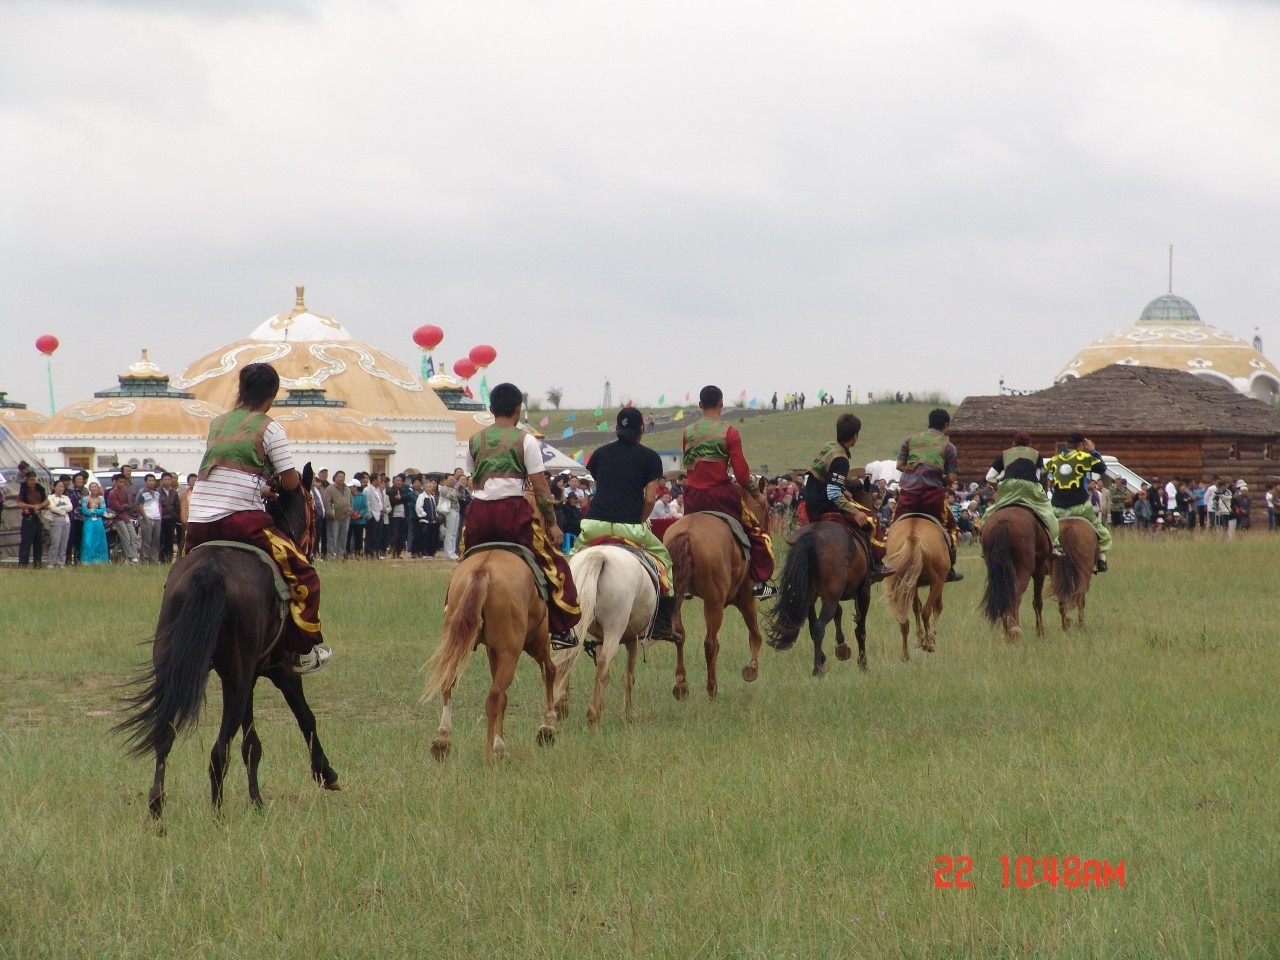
[452,358,478,380]
[36,334,60,356]
[468,344,497,369]
[412,324,444,351]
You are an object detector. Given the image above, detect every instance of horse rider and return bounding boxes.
[893,407,964,582]
[802,413,895,582]
[1045,433,1112,572]
[184,362,332,674]
[461,382,581,648]
[983,431,1065,557]
[681,384,777,599]
[574,407,682,642]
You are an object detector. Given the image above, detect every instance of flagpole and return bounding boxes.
[47,357,56,415]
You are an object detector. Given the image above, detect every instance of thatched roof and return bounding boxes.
[953,365,1280,437]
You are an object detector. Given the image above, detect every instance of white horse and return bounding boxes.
[552,544,660,726]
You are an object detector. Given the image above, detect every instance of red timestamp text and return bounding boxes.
[934,856,1125,888]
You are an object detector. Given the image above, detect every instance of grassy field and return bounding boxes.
[541,402,932,473]
[2,533,1278,959]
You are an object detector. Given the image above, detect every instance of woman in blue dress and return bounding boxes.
[80,482,109,564]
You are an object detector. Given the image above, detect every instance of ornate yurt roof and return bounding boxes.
[271,379,395,447]
[428,372,485,412]
[173,286,453,421]
[0,391,48,442]
[453,409,497,443]
[36,351,225,440]
[1056,291,1280,401]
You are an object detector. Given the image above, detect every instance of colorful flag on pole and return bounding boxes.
[817,389,826,400]
[738,389,747,399]
[658,394,665,405]
[685,391,690,402]
[748,397,757,408]
[566,412,576,422]
[479,376,490,406]
[562,427,574,439]
[674,409,684,421]
[593,407,603,417]
[597,420,608,431]
[572,449,585,463]
[421,354,435,380]
[539,416,550,427]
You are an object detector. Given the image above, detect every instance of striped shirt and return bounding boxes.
[188,421,296,523]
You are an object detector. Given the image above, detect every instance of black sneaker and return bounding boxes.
[945,568,964,582]
[752,582,779,600]
[1095,557,1109,573]
[550,631,578,650]
[869,563,896,583]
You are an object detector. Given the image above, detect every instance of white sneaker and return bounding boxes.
[291,645,333,675]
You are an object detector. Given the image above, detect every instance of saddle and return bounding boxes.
[582,537,664,594]
[189,540,292,659]
[700,510,752,561]
[894,511,948,537]
[997,503,1056,541]
[816,511,873,564]
[1057,515,1099,541]
[463,542,551,604]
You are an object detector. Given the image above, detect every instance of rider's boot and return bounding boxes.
[1051,540,1066,558]
[752,581,779,600]
[1095,552,1109,573]
[869,559,896,583]
[291,644,333,675]
[550,629,578,650]
[650,594,683,642]
[945,540,964,582]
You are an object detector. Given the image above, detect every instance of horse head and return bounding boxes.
[845,476,877,512]
[269,462,316,553]
[742,475,769,529]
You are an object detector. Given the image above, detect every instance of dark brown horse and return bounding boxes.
[882,514,951,661]
[1052,517,1098,631]
[765,481,877,675]
[423,549,558,762]
[665,480,770,700]
[980,505,1051,643]
[117,464,338,818]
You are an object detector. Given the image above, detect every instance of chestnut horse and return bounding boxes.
[423,549,558,762]
[882,514,951,661]
[551,544,658,726]
[1051,517,1098,631]
[665,480,770,700]
[117,463,338,819]
[980,505,1051,643]
[765,480,879,675]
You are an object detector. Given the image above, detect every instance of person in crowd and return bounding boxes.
[323,470,352,560]
[349,475,369,557]
[681,384,776,598]
[45,478,73,568]
[649,490,674,520]
[415,478,441,557]
[66,471,88,565]
[1215,479,1234,536]
[1266,483,1276,532]
[309,474,326,559]
[387,473,410,558]
[185,362,331,674]
[894,408,963,581]
[80,481,109,564]
[364,473,385,558]
[461,382,580,648]
[802,413,893,580]
[16,471,48,568]
[158,472,180,562]
[575,407,682,641]
[136,473,163,563]
[1235,482,1251,531]
[107,474,140,562]
[982,431,1063,556]
[1045,434,1112,571]
[437,474,460,560]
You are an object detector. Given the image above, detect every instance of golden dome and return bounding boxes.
[173,286,452,421]
[0,406,47,442]
[1056,292,1280,402]
[269,406,395,446]
[37,397,225,439]
[453,410,496,442]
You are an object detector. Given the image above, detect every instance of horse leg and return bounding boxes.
[703,601,724,700]
[270,671,339,789]
[833,602,852,661]
[811,599,833,677]
[740,597,763,684]
[147,727,177,820]
[484,646,519,761]
[432,684,454,762]
[920,583,940,653]
[587,633,620,728]
[536,644,558,747]
[622,640,639,722]
[672,597,690,701]
[854,583,870,670]
[913,592,928,652]
[551,643,581,721]
[1059,595,1070,632]
[1033,572,1046,638]
[240,688,264,810]
[209,669,250,810]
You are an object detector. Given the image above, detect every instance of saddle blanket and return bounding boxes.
[463,542,551,604]
[583,537,664,593]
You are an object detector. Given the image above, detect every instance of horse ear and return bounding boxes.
[757,476,766,494]
[302,462,314,487]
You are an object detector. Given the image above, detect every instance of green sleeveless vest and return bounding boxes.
[1003,445,1039,468]
[470,427,528,488]
[198,409,272,480]
[904,429,947,471]
[809,441,849,481]
[682,419,729,468]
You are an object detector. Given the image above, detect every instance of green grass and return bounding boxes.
[538,402,932,474]
[2,533,1279,958]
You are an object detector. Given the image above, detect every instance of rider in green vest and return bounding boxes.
[982,431,1063,556]
[1044,433,1112,572]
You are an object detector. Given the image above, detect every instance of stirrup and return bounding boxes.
[1095,558,1109,573]
[869,563,895,583]
[649,623,683,643]
[583,638,599,662]
[945,568,964,582]
[1051,545,1066,558]
[550,630,578,651]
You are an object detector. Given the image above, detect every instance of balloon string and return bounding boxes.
[47,357,56,415]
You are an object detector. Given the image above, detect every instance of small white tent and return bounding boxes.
[0,425,51,563]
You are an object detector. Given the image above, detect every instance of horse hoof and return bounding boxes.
[536,727,556,747]
[554,701,570,720]
[430,740,451,762]
[1006,628,1022,645]
[741,664,758,683]
[707,687,718,701]
[835,643,852,662]
[673,683,689,701]
[858,657,868,672]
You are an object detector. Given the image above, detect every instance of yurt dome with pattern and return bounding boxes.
[0,391,48,442]
[1056,292,1280,402]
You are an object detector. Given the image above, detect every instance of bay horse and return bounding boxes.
[1051,517,1098,631]
[765,480,878,675]
[882,514,951,661]
[552,544,658,726]
[423,548,558,762]
[980,505,1050,643]
[665,480,770,700]
[117,464,338,819]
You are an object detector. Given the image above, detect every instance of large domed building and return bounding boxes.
[172,287,456,471]
[270,376,398,474]
[1056,291,1280,402]
[0,391,47,443]
[33,351,225,474]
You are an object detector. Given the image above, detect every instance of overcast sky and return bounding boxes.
[3,0,1279,416]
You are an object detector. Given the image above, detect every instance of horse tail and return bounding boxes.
[423,566,490,700]
[765,531,816,648]
[116,559,226,758]
[1051,528,1085,607]
[884,534,924,623]
[669,529,693,600]
[572,549,606,641]
[980,518,1017,624]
